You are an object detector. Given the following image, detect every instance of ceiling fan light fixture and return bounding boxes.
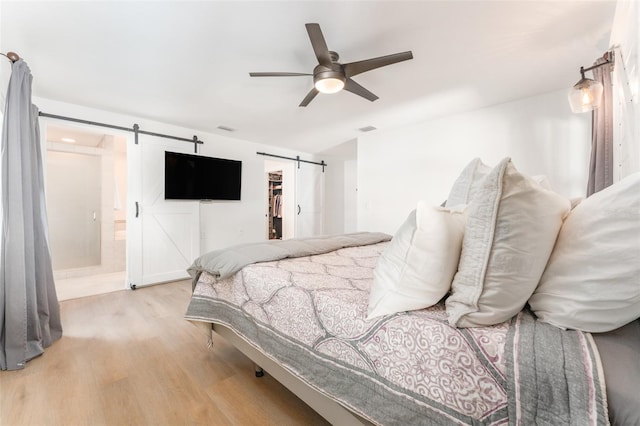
[315,77,345,94]
[314,65,346,94]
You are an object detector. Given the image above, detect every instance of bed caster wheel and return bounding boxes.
[255,367,264,377]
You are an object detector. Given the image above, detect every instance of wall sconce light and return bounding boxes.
[568,54,614,113]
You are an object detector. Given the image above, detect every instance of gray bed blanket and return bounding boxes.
[506,310,608,425]
[187,232,391,287]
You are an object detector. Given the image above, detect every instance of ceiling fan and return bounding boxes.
[249,23,414,107]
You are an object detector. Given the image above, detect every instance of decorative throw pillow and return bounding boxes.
[445,158,491,207]
[446,158,570,327]
[367,202,466,320]
[529,172,640,332]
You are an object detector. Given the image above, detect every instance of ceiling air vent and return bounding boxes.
[358,126,377,133]
[217,125,235,132]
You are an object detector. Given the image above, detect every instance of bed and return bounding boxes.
[185,160,640,425]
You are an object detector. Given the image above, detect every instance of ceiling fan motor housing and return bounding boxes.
[313,63,346,86]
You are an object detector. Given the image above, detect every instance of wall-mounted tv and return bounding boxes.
[165,151,242,200]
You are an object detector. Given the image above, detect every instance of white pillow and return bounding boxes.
[531,175,552,190]
[367,202,466,320]
[446,158,571,327]
[529,172,640,332]
[445,158,491,207]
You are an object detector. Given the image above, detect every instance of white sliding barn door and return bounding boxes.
[295,162,324,238]
[128,136,199,288]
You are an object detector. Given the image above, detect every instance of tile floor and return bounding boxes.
[55,270,127,301]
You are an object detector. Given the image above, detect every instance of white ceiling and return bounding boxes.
[1,1,616,154]
[47,124,107,147]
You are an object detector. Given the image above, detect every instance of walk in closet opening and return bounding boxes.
[264,159,295,240]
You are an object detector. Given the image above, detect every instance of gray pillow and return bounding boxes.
[444,158,491,207]
[592,319,640,426]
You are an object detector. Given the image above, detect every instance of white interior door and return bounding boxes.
[128,135,199,288]
[295,162,324,238]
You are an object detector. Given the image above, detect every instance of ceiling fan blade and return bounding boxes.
[305,23,332,67]
[344,78,378,102]
[299,88,319,107]
[344,51,413,78]
[249,72,312,77]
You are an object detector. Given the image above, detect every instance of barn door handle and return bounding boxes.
[135,201,139,218]
[297,204,301,215]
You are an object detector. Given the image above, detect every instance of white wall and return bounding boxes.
[319,139,358,235]
[323,157,358,235]
[322,156,344,235]
[343,159,357,233]
[33,97,323,256]
[113,137,127,223]
[0,59,9,109]
[357,89,591,234]
[610,0,639,181]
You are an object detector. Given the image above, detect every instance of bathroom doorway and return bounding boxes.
[45,124,128,300]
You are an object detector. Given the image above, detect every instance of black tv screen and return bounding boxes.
[165,151,242,200]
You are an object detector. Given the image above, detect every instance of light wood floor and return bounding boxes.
[0,280,330,426]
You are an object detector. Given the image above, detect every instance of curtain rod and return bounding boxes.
[38,111,204,153]
[1,52,20,63]
[256,151,327,172]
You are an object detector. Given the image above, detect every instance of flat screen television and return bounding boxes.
[164,151,242,200]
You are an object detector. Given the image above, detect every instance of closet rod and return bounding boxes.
[38,112,204,153]
[256,151,327,172]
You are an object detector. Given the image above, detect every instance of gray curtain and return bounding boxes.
[587,55,614,196]
[1,59,62,371]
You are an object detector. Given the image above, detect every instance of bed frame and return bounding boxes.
[211,323,373,426]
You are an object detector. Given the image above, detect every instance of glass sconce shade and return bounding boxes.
[568,77,604,113]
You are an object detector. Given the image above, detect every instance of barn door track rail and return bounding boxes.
[38,112,204,153]
[256,151,327,172]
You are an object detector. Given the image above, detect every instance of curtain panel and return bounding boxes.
[587,55,615,196]
[0,59,62,371]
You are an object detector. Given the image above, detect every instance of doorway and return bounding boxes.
[264,159,295,240]
[268,170,283,239]
[45,124,128,300]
